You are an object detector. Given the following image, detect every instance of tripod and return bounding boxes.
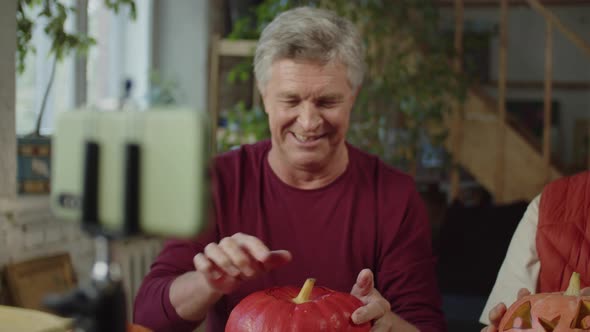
[45,236,127,332]
[45,141,142,332]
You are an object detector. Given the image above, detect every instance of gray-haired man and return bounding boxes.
[135,7,446,332]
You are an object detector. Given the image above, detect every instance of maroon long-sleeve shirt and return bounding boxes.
[134,140,446,331]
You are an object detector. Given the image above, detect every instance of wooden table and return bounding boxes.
[0,305,71,332]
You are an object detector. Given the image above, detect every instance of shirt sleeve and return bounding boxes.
[133,227,218,332]
[479,194,541,325]
[378,182,447,332]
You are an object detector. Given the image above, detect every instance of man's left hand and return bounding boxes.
[350,269,418,332]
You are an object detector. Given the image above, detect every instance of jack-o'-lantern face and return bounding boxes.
[499,295,590,331]
[500,273,590,331]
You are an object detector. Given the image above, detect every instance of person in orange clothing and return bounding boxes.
[481,170,590,331]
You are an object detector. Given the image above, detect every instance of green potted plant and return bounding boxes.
[15,0,135,194]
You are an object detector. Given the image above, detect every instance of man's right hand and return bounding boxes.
[193,232,292,294]
[481,288,531,332]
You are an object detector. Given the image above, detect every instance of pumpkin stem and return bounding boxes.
[565,272,581,296]
[293,278,316,304]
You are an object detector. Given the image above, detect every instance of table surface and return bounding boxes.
[0,305,71,332]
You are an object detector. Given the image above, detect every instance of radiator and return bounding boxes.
[114,237,164,320]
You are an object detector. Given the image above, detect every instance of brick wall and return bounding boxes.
[0,197,95,305]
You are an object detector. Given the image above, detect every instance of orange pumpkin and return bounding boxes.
[127,323,152,332]
[498,272,590,331]
[226,278,370,332]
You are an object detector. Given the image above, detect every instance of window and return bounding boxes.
[87,0,152,110]
[15,0,153,136]
[15,0,77,136]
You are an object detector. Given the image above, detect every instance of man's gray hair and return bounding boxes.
[254,7,365,93]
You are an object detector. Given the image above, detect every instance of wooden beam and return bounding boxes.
[437,0,590,7]
[525,0,590,59]
[454,0,465,83]
[219,39,257,57]
[450,0,464,202]
[543,22,553,184]
[485,80,590,90]
[496,0,509,203]
[208,35,221,154]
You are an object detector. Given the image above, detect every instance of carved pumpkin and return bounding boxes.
[499,272,590,331]
[225,278,371,331]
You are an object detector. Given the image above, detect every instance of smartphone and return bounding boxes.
[50,108,210,238]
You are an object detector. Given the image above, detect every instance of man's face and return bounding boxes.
[261,58,357,170]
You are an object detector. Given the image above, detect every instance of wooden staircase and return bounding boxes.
[446,0,589,203]
[446,88,563,202]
